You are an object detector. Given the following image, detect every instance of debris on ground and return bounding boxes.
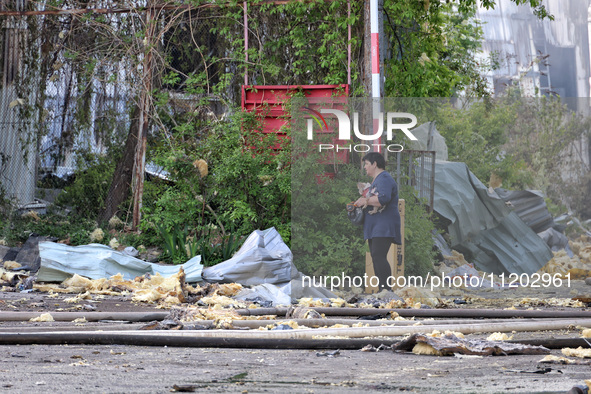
[515,297,586,308]
[29,312,54,322]
[438,253,506,289]
[427,330,465,339]
[286,306,324,319]
[316,349,340,357]
[3,261,21,270]
[234,283,291,306]
[562,347,591,358]
[486,332,512,341]
[360,344,391,352]
[394,286,440,307]
[393,333,550,356]
[34,268,189,305]
[538,355,591,365]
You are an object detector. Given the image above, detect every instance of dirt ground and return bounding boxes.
[1,282,591,393]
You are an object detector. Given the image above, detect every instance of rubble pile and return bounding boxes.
[539,235,591,279]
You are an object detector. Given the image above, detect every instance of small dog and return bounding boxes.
[356,182,384,215]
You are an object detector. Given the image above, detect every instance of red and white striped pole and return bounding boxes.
[370,0,380,99]
[370,0,381,152]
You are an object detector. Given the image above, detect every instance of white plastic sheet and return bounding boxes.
[203,227,336,301]
[37,242,203,282]
[202,228,292,286]
[234,283,292,306]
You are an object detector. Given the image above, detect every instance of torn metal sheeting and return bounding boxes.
[36,242,203,283]
[393,333,550,356]
[429,161,552,275]
[495,189,554,234]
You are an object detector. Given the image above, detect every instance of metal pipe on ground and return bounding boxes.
[4,307,591,323]
[0,331,588,350]
[0,311,169,322]
[236,307,591,319]
[0,332,396,349]
[6,318,590,340]
[0,317,565,332]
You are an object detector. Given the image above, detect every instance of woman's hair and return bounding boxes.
[362,152,386,169]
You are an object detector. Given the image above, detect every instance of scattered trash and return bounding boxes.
[3,261,21,270]
[427,330,465,339]
[486,332,512,341]
[234,283,291,306]
[286,306,323,319]
[539,250,590,279]
[516,297,585,308]
[34,268,190,305]
[539,355,591,365]
[316,349,340,357]
[538,227,573,256]
[271,324,294,330]
[202,227,336,301]
[0,267,36,291]
[393,333,550,356]
[263,321,308,331]
[394,286,440,307]
[30,313,54,322]
[444,263,504,289]
[562,347,591,358]
[502,367,561,374]
[171,384,198,392]
[360,344,391,352]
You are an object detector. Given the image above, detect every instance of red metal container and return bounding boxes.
[241,84,350,163]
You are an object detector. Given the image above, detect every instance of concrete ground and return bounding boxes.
[1,281,590,393]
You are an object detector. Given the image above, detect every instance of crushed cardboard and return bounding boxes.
[394,333,550,356]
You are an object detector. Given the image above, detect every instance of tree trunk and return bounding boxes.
[98,105,140,224]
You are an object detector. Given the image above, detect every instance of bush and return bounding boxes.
[399,185,437,277]
[54,151,116,219]
[142,108,291,256]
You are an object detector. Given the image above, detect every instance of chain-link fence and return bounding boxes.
[0,0,359,234]
[387,149,436,212]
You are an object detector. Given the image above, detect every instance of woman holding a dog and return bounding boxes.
[354,152,402,290]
